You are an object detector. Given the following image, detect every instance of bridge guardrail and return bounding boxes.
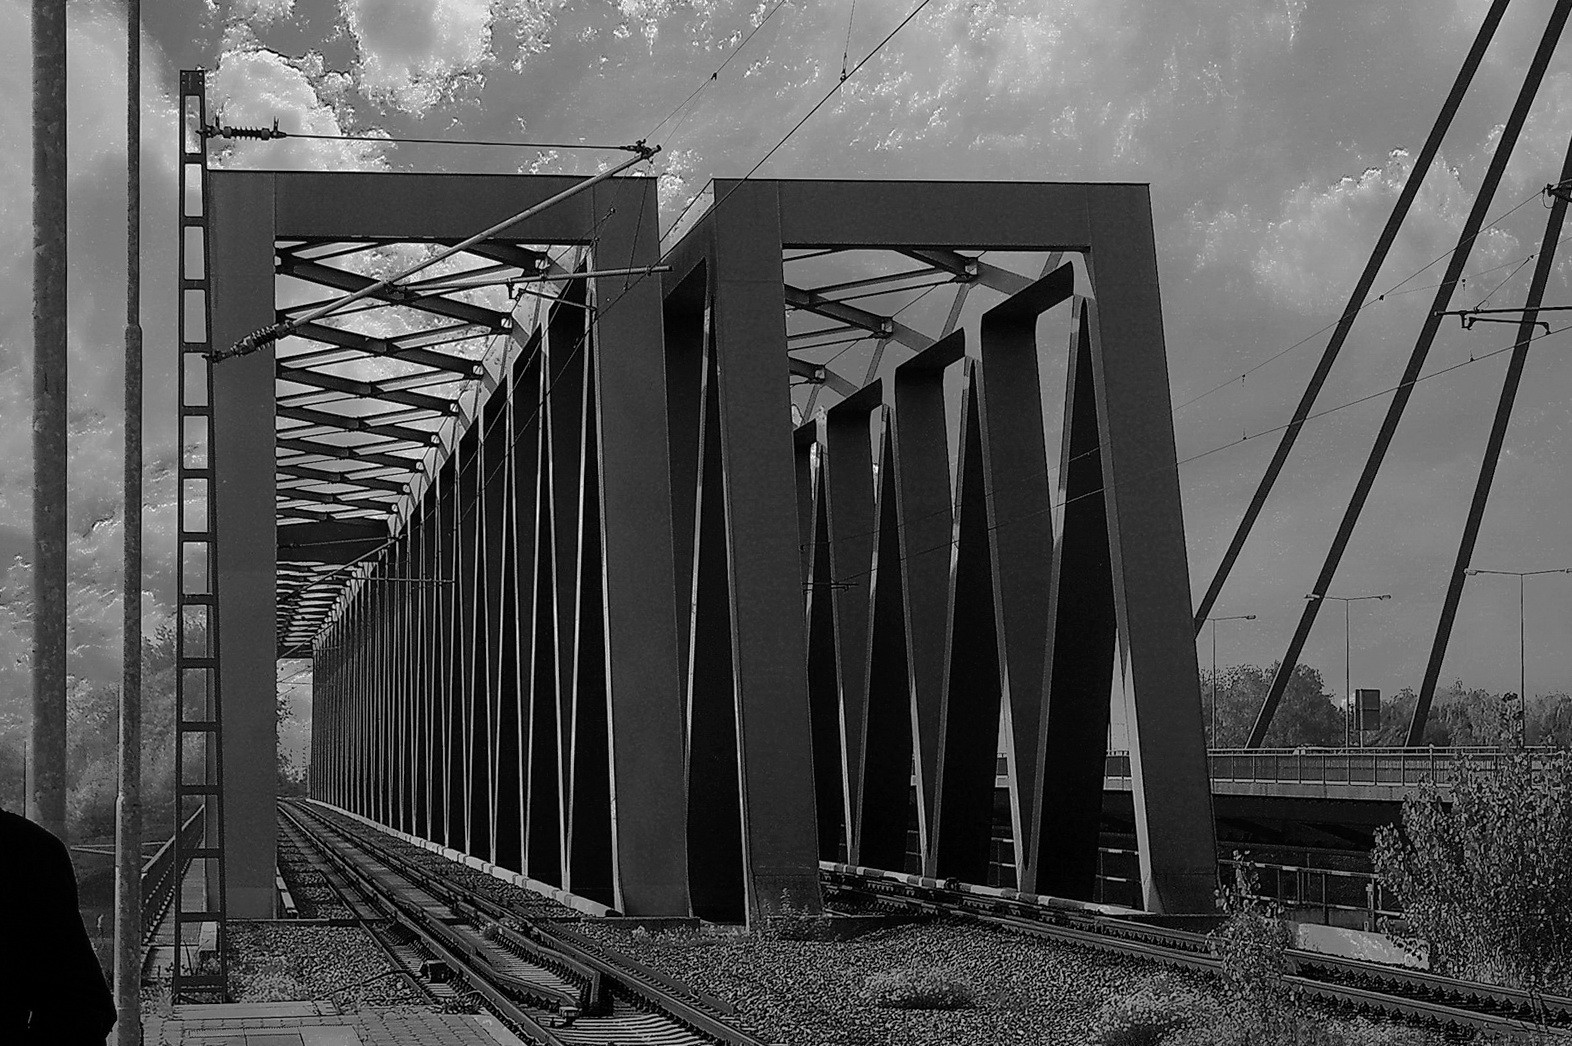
[141,806,205,948]
[1104,746,1563,789]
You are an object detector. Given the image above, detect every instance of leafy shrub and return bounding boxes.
[1372,734,1572,992]
[864,966,975,1010]
[758,887,836,941]
[1089,974,1214,1046]
[1212,858,1296,1034]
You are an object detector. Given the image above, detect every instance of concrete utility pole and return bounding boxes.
[114,1,144,1041]
[31,0,69,841]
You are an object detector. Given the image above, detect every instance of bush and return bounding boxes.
[1089,975,1214,1046]
[1372,735,1572,992]
[864,966,975,1010]
[1212,859,1296,1033]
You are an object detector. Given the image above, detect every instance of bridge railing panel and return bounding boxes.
[1105,746,1559,789]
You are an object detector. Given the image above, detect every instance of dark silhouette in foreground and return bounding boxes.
[0,809,117,1044]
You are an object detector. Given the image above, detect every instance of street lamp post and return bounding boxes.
[1205,614,1256,747]
[1464,567,1572,746]
[1306,592,1391,748]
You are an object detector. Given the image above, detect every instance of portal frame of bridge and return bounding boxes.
[208,169,1220,925]
[208,166,696,917]
[681,179,1220,914]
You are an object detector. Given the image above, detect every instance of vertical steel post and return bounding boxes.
[114,2,144,1039]
[30,0,69,843]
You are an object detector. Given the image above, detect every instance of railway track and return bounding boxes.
[821,863,1572,1040]
[281,799,776,1046]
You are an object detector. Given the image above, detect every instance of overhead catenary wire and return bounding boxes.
[644,0,795,142]
[211,147,656,362]
[202,120,643,152]
[1248,0,1572,746]
[390,0,941,548]
[814,319,1572,590]
[361,0,1533,594]
[302,173,1564,619]
[1190,0,1516,633]
[1411,127,1572,745]
[1173,188,1544,416]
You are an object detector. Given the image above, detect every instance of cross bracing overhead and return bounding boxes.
[272,232,1045,652]
[782,245,1061,419]
[273,237,589,652]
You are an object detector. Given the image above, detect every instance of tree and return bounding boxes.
[1370,682,1572,748]
[1373,712,1572,992]
[1200,662,1343,747]
[275,688,308,797]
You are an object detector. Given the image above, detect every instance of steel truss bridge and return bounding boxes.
[167,0,1572,998]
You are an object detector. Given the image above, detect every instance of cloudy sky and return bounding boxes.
[4,0,1572,742]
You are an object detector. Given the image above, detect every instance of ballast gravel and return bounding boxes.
[582,918,1151,1046]
[228,923,430,1008]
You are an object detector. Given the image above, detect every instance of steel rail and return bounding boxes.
[280,804,567,1042]
[821,866,1572,1039]
[275,805,438,1006]
[284,800,771,1046]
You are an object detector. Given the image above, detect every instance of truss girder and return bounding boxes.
[201,170,1217,932]
[277,462,409,494]
[784,283,934,354]
[746,179,1217,915]
[241,169,691,919]
[284,321,482,376]
[277,256,512,332]
[277,365,459,415]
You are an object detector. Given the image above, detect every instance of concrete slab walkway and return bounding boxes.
[142,1002,525,1046]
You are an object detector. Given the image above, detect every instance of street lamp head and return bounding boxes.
[1244,614,1257,620]
[1305,593,1322,601]
[1464,569,1479,576]
[1377,594,1392,600]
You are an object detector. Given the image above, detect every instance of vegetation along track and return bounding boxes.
[281,799,775,1046]
[821,864,1572,1040]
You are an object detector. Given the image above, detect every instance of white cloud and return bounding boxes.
[0,2,183,690]
[233,0,297,28]
[1200,150,1520,316]
[210,36,390,171]
[337,0,538,115]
